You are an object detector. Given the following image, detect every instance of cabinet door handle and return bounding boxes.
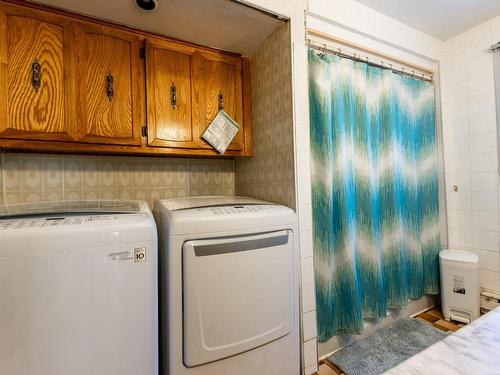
[218,91,224,110]
[170,82,177,109]
[32,58,41,92]
[106,71,113,102]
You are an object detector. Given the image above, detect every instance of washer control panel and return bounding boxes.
[0,215,118,230]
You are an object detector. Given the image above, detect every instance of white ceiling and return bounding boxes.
[355,0,500,40]
[29,0,284,56]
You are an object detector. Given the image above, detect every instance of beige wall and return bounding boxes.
[0,153,234,208]
[235,22,295,209]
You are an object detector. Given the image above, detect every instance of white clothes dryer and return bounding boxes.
[154,196,300,375]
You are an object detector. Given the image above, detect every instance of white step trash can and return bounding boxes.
[439,250,480,323]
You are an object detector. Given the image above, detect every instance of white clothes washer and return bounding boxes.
[0,200,158,375]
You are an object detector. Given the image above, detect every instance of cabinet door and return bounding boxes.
[146,40,197,148]
[192,51,244,151]
[75,24,142,145]
[0,5,77,141]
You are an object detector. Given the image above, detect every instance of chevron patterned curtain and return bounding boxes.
[308,50,440,341]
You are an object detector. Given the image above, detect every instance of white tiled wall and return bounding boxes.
[248,0,500,369]
[293,20,319,375]
[441,16,500,294]
[308,0,444,60]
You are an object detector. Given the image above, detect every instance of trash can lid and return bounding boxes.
[439,249,479,264]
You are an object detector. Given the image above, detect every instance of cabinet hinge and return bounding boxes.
[142,125,148,137]
[139,47,145,59]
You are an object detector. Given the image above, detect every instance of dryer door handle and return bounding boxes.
[192,231,289,257]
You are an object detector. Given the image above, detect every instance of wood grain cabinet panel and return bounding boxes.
[75,24,142,145]
[192,51,244,151]
[146,40,197,148]
[0,1,252,157]
[0,5,77,141]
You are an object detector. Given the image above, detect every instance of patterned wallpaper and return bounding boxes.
[0,153,234,209]
[235,22,296,209]
[0,24,294,210]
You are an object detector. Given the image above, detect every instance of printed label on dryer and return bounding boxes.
[106,250,133,262]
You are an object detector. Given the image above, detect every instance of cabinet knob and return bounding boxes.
[170,82,177,109]
[106,71,114,102]
[218,91,224,111]
[31,58,41,92]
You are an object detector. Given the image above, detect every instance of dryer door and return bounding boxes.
[182,230,294,367]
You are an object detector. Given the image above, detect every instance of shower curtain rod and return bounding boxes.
[307,41,434,82]
[306,28,434,82]
[490,41,500,52]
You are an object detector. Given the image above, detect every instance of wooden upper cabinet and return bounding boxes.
[145,40,252,155]
[146,40,197,148]
[192,51,244,151]
[0,1,252,156]
[74,24,142,145]
[0,4,77,141]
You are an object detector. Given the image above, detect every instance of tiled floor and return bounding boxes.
[315,361,344,375]
[415,307,465,332]
[315,307,465,375]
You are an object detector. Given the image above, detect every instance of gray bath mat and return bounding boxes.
[328,318,447,375]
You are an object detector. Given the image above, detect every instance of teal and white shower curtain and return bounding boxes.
[308,50,440,341]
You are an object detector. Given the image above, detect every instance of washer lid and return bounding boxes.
[0,200,145,219]
[160,196,270,211]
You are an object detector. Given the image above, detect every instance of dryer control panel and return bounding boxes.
[207,205,274,215]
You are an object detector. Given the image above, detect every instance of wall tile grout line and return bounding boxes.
[1,152,6,206]
[0,153,236,208]
[62,156,66,201]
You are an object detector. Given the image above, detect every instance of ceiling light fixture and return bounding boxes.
[135,0,158,11]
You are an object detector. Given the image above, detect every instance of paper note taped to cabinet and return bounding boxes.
[202,110,240,154]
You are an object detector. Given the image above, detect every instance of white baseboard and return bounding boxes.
[481,290,500,312]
